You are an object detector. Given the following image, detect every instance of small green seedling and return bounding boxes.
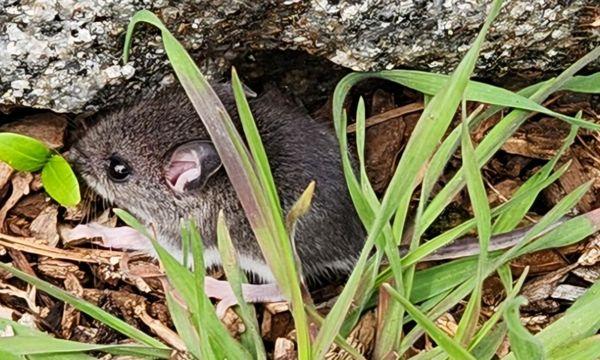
[0,132,80,207]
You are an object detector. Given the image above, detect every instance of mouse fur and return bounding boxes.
[69,83,365,284]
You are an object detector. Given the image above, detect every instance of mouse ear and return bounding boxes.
[165,140,222,192]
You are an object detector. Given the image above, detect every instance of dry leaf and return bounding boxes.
[0,113,67,150]
[30,204,59,246]
[551,284,587,301]
[0,172,33,228]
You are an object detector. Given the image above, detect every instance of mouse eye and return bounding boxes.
[107,155,132,182]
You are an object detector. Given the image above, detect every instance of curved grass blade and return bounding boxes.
[421,46,600,238]
[0,319,97,360]
[123,12,311,357]
[454,99,492,344]
[217,211,266,359]
[0,336,171,358]
[383,284,476,360]
[503,281,600,359]
[503,297,545,360]
[375,70,599,130]
[318,1,504,356]
[165,291,201,359]
[114,209,251,359]
[186,220,219,360]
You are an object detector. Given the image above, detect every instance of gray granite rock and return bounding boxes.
[0,0,597,113]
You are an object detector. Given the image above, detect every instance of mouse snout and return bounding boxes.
[64,146,89,169]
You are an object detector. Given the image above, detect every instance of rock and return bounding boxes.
[0,0,598,114]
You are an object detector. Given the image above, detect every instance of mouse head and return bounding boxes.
[68,88,224,219]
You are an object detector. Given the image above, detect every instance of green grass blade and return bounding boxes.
[454,99,492,344]
[0,319,97,360]
[186,220,218,360]
[383,284,476,360]
[393,160,569,275]
[400,180,596,352]
[493,121,579,233]
[469,268,529,351]
[492,181,592,267]
[376,70,599,130]
[547,335,600,360]
[560,73,600,93]
[217,211,266,359]
[115,209,250,359]
[354,96,405,358]
[470,322,508,360]
[318,1,504,356]
[0,335,170,358]
[231,69,282,214]
[503,281,600,359]
[165,292,201,359]
[421,46,600,237]
[123,11,311,356]
[504,297,546,360]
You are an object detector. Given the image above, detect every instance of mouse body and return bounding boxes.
[69,83,365,284]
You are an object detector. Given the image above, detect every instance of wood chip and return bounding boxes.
[521,315,550,333]
[501,117,570,160]
[37,258,85,280]
[262,303,294,342]
[572,264,600,283]
[0,162,12,191]
[0,172,32,229]
[9,193,48,220]
[326,311,376,359]
[265,301,290,314]
[29,204,59,247]
[0,280,39,314]
[435,313,458,337]
[0,305,15,320]
[362,96,421,192]
[521,298,560,314]
[510,250,569,275]
[551,284,587,301]
[222,308,246,338]
[61,273,83,339]
[274,337,296,360]
[138,306,186,351]
[521,264,577,301]
[544,156,597,212]
[579,235,600,266]
[0,232,124,264]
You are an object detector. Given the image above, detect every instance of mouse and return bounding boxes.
[65,81,587,316]
[67,82,366,315]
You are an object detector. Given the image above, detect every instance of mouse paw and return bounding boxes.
[204,277,285,318]
[67,223,152,251]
